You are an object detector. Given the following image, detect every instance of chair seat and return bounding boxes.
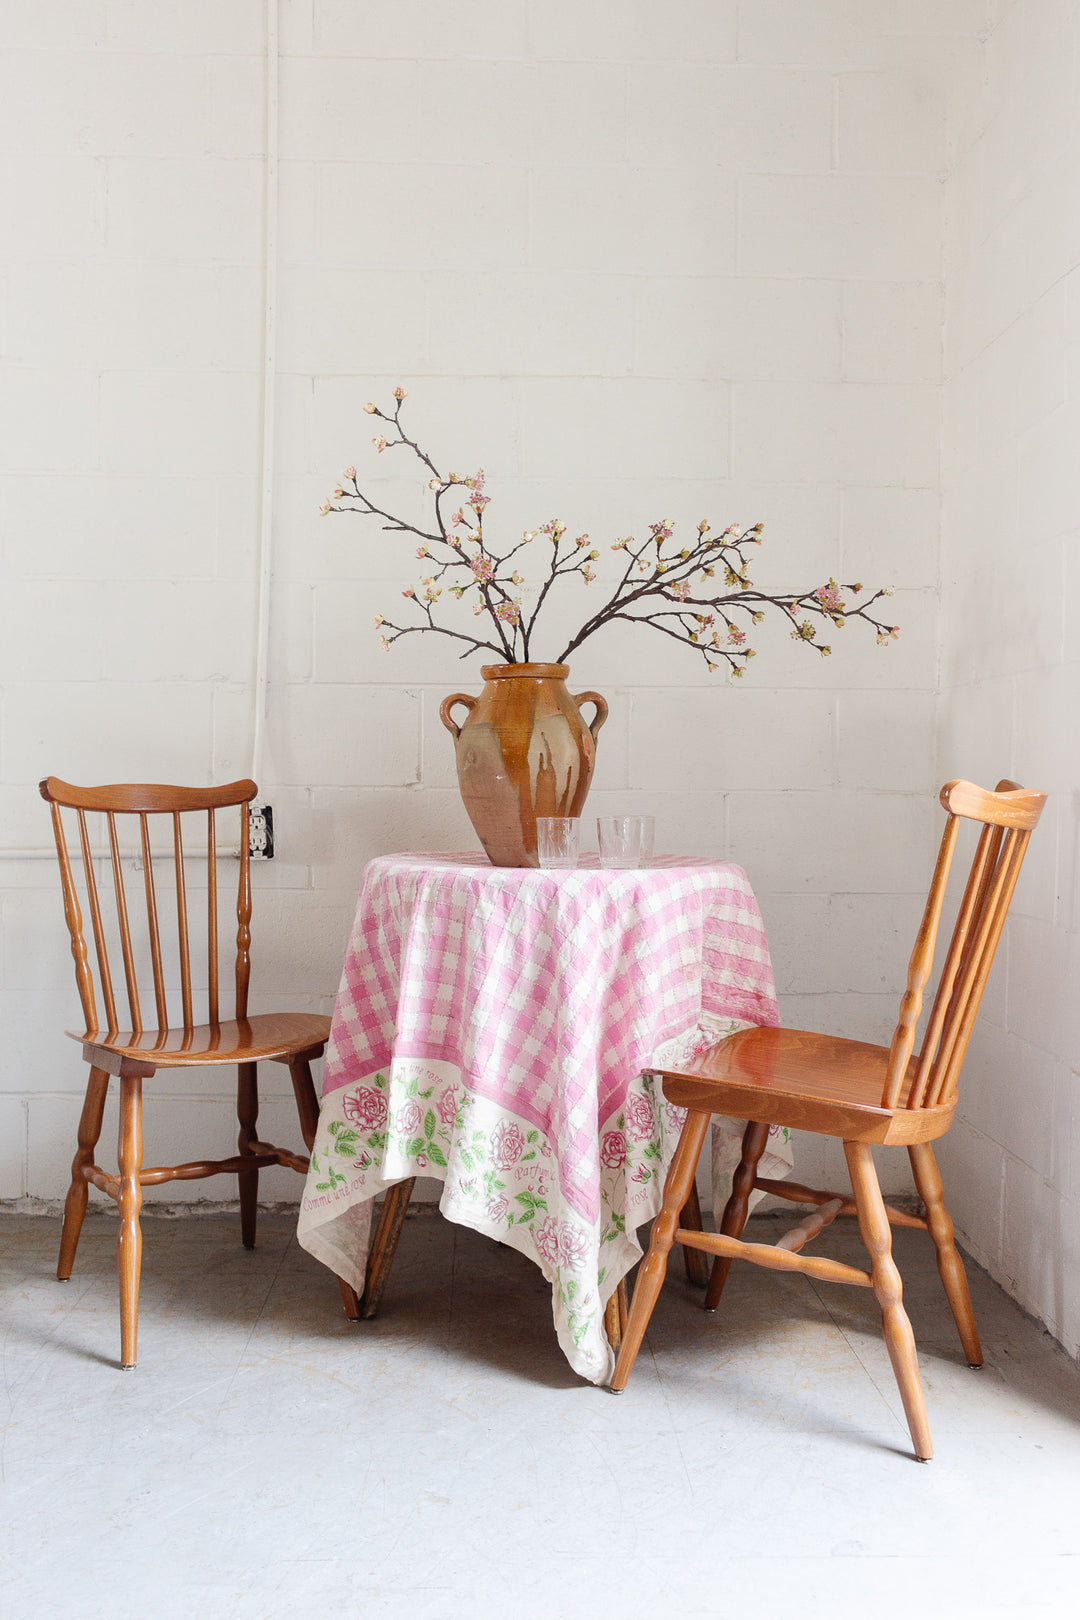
[70,1012,331,1075]
[654,1025,954,1146]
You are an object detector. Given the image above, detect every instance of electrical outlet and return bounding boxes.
[248,804,274,860]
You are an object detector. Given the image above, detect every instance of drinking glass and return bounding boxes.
[536,816,580,869]
[597,814,655,869]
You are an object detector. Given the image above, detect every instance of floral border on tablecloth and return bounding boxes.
[298,1023,793,1385]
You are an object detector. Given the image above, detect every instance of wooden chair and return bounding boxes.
[610,779,1046,1461]
[40,777,360,1369]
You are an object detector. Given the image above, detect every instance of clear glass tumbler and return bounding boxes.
[536,816,580,869]
[597,814,655,869]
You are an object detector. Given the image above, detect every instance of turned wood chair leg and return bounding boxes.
[845,1140,933,1462]
[236,1061,260,1251]
[680,1181,710,1287]
[909,1141,983,1368]
[610,1108,711,1392]
[362,1177,416,1319]
[117,1075,144,1371]
[57,1066,110,1281]
[286,1056,361,1320]
[705,1119,770,1312]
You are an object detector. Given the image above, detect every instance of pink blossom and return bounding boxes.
[495,600,521,625]
[470,557,496,582]
[393,385,407,400]
[670,580,691,602]
[372,436,388,452]
[490,1120,526,1170]
[342,1086,387,1131]
[344,466,356,479]
[600,1130,627,1169]
[624,1091,655,1143]
[813,579,845,615]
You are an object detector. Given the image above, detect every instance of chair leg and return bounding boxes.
[845,1141,933,1462]
[680,1181,710,1287]
[610,1108,711,1391]
[117,1075,144,1371]
[57,1066,110,1281]
[237,1061,259,1251]
[287,1056,362,1321]
[909,1141,983,1368]
[704,1119,770,1312]
[362,1177,416,1319]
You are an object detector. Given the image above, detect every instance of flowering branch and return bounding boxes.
[321,391,899,674]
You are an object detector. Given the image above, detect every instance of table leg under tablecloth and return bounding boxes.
[298,1050,793,1384]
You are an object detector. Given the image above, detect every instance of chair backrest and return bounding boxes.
[882,779,1046,1111]
[40,778,257,1036]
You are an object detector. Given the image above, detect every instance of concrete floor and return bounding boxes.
[2,1206,1079,1620]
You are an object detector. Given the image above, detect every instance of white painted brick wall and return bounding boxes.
[939,0,1080,1357]
[3,2,981,1230]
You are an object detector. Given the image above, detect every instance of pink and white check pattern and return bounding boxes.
[320,853,777,1223]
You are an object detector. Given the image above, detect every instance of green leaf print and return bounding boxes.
[426,1143,448,1168]
[315,1163,347,1192]
[328,1121,360,1156]
[513,1191,547,1220]
[407,1136,425,1158]
[424,1109,436,1140]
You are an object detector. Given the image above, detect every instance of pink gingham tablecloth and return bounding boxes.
[298,853,789,1383]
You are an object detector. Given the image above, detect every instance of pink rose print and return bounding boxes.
[664,1101,687,1135]
[394,1099,423,1136]
[490,1120,526,1170]
[558,1222,588,1271]
[534,1217,560,1267]
[486,1194,510,1222]
[436,1085,460,1127]
[600,1130,627,1170]
[624,1091,655,1143]
[342,1086,387,1131]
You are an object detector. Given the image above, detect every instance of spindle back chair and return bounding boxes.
[610,779,1047,1461]
[40,777,356,1369]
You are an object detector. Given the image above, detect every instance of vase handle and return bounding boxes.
[439,692,476,740]
[574,691,609,743]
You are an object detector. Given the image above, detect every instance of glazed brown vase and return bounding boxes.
[439,662,608,868]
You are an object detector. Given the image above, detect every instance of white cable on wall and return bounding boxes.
[249,0,280,800]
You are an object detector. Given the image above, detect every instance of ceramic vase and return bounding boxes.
[439,662,608,868]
